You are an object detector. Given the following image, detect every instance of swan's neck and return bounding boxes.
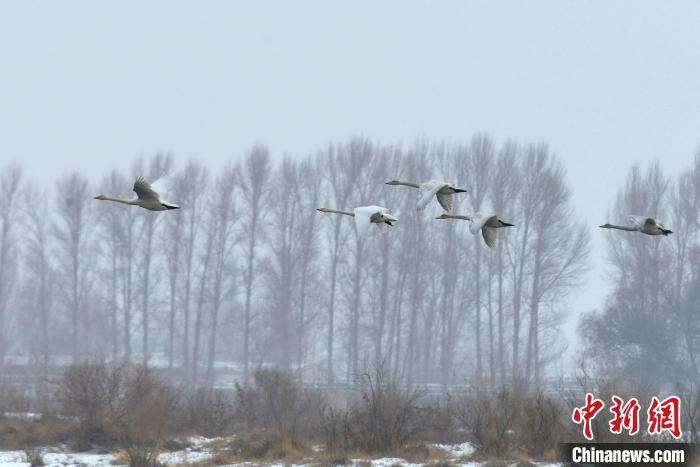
[442,214,471,221]
[394,180,420,188]
[601,223,635,231]
[325,208,354,217]
[101,196,138,206]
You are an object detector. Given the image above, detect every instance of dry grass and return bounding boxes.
[210,432,316,464]
[0,416,76,450]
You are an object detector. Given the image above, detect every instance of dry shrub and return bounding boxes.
[320,406,352,463]
[115,367,177,466]
[452,383,564,459]
[58,361,177,456]
[235,368,324,446]
[320,366,424,458]
[24,447,44,467]
[453,388,520,458]
[0,384,32,413]
[57,361,124,445]
[516,389,563,456]
[420,399,459,443]
[176,387,235,436]
[350,367,423,453]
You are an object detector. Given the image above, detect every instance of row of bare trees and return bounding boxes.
[2,134,589,388]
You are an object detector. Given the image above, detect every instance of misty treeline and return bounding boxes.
[0,134,591,389]
[582,154,700,390]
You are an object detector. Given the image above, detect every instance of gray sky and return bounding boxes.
[2,1,700,364]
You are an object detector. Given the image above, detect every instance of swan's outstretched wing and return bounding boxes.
[416,180,446,211]
[133,178,160,201]
[436,192,453,211]
[469,213,498,247]
[149,177,169,197]
[149,177,179,207]
[628,215,653,230]
[482,227,497,248]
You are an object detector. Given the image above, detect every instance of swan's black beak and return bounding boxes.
[453,188,467,193]
[662,229,673,235]
[502,222,515,227]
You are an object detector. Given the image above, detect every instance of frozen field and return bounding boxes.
[0,438,561,466]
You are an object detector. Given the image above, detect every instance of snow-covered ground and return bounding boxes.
[1,413,42,421]
[0,437,561,466]
[0,450,119,467]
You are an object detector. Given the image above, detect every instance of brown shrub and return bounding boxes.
[452,383,565,459]
[176,387,235,436]
[57,361,177,455]
[349,367,423,453]
[453,388,520,458]
[235,368,324,445]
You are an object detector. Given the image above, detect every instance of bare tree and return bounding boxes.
[0,164,22,363]
[179,161,209,374]
[54,172,93,362]
[134,153,174,364]
[20,184,55,402]
[237,145,271,379]
[521,147,589,384]
[204,165,238,383]
[464,135,495,381]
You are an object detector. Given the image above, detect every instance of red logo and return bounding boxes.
[609,396,640,436]
[647,396,682,439]
[572,394,682,440]
[572,392,605,440]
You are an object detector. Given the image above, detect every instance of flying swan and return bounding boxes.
[385,179,467,211]
[94,177,180,211]
[436,212,514,248]
[317,205,398,236]
[599,215,672,236]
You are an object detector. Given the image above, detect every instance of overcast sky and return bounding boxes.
[2,1,699,365]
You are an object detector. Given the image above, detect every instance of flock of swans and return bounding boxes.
[316,179,515,247]
[94,176,674,248]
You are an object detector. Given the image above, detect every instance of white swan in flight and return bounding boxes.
[94,177,180,211]
[317,205,398,236]
[436,212,514,248]
[599,215,672,236]
[385,179,467,211]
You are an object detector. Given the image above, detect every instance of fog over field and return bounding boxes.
[0,2,699,465]
[3,2,700,366]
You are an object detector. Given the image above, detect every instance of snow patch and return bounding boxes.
[157,448,215,465]
[42,452,120,467]
[0,450,30,467]
[0,450,120,467]
[1,412,42,421]
[432,441,476,459]
[351,458,423,467]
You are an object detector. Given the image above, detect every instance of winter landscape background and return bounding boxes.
[1,1,700,465]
